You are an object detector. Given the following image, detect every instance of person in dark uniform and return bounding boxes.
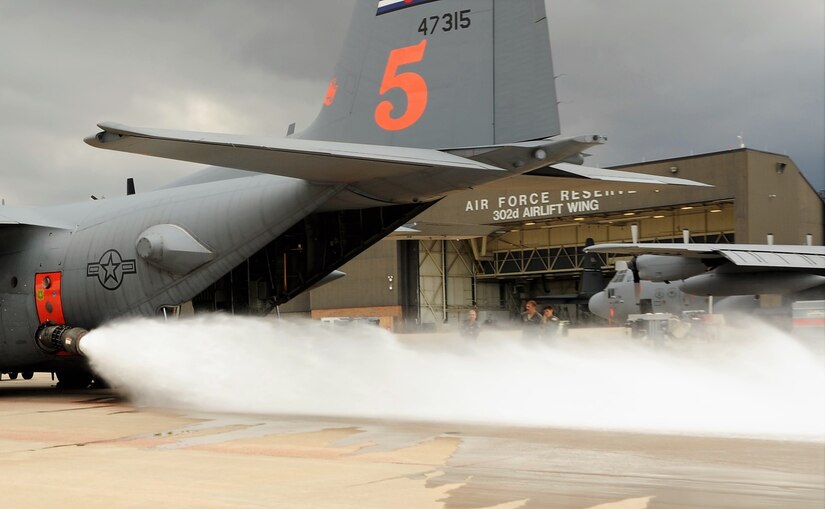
[521,300,542,338]
[461,308,481,339]
[541,305,560,340]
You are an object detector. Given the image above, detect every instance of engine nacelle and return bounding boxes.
[681,272,825,296]
[636,254,707,282]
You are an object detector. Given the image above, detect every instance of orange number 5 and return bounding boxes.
[375,39,428,131]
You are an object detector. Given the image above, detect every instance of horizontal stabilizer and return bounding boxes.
[86,123,709,204]
[86,122,505,204]
[86,122,501,182]
[531,163,712,187]
[447,135,606,169]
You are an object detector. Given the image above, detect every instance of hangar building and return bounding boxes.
[204,148,825,330]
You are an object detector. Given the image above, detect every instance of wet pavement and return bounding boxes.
[1,374,823,508]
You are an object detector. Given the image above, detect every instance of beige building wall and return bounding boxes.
[742,152,823,245]
[418,148,821,247]
[309,241,400,310]
[277,241,401,323]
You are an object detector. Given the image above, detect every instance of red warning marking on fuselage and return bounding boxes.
[35,272,65,324]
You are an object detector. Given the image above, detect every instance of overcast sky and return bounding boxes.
[1,0,822,207]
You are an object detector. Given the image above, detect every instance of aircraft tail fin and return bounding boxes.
[299,0,560,149]
[580,238,606,297]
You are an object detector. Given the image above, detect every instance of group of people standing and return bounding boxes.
[459,301,561,339]
[520,300,560,339]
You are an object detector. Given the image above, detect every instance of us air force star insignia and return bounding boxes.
[86,249,137,291]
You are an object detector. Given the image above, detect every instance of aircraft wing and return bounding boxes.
[586,243,825,271]
[0,208,74,258]
[0,207,74,229]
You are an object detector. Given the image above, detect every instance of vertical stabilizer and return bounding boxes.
[580,238,605,297]
[299,0,560,149]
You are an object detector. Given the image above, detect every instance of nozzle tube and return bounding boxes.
[36,324,90,357]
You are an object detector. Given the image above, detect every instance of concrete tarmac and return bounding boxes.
[1,373,823,509]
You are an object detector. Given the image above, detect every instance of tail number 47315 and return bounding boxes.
[375,39,428,132]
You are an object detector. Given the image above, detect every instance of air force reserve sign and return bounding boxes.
[87,249,137,291]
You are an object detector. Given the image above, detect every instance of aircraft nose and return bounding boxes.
[588,291,610,320]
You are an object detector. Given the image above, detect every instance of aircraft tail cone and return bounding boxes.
[35,324,90,357]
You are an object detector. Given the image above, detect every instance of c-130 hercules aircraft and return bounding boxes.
[1,0,703,386]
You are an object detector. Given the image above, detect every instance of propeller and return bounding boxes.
[628,256,642,305]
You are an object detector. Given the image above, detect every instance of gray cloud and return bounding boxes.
[1,0,821,206]
[549,0,824,188]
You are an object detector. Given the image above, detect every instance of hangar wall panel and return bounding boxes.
[744,152,823,244]
[418,240,478,327]
[309,241,400,310]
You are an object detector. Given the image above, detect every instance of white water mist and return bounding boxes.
[81,315,824,440]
